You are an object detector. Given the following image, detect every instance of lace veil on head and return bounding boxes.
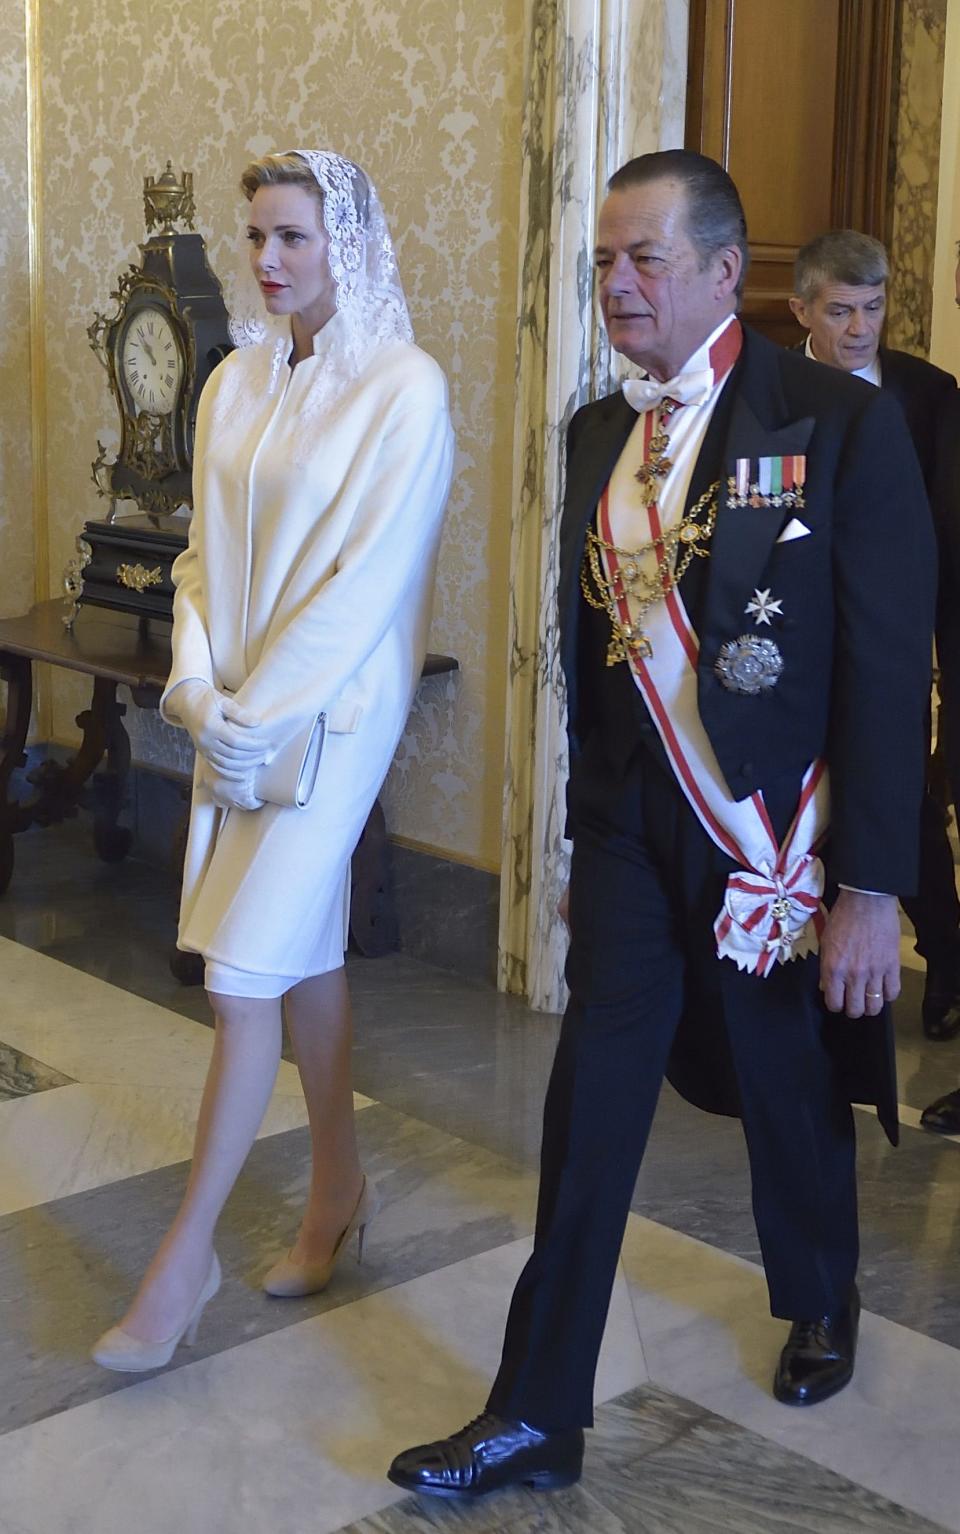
[228,149,414,427]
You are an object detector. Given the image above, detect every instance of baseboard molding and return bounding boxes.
[387,839,499,984]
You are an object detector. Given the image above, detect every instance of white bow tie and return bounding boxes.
[622,367,714,414]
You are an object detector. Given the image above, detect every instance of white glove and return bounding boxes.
[169,680,272,777]
[203,763,264,813]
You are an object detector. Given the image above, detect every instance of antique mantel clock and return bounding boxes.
[69,164,232,623]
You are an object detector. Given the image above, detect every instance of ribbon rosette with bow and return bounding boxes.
[714,854,826,976]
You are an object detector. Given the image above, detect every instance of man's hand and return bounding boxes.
[558,883,570,930]
[819,888,900,1018]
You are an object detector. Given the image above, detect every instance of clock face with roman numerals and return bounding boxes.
[119,305,183,416]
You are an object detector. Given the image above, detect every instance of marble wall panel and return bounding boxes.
[888,0,949,356]
[498,0,688,1011]
[0,7,34,620]
[37,0,524,869]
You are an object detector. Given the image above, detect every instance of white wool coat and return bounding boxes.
[160,316,455,982]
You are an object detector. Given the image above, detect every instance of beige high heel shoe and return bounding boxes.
[91,1252,222,1373]
[263,1177,381,1298]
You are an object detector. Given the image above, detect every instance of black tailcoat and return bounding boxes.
[794,341,958,964]
[878,345,956,495]
[934,391,960,612]
[558,325,936,1139]
[932,391,960,793]
[792,342,955,495]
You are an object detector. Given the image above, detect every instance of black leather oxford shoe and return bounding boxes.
[387,1412,584,1500]
[774,1285,860,1406]
[920,1087,960,1135]
[922,959,960,1041]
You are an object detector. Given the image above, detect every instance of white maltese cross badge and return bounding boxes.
[744,588,783,626]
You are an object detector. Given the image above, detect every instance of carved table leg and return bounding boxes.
[90,679,133,862]
[0,654,34,895]
[26,676,132,862]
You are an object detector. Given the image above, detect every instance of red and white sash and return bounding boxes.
[599,333,829,976]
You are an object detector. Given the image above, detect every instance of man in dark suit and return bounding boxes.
[388,152,935,1501]
[789,230,960,1044]
[922,247,960,1134]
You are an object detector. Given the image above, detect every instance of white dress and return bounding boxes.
[160,314,455,995]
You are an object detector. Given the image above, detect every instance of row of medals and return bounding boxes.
[579,403,783,695]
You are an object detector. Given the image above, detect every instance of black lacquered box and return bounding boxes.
[78,515,186,623]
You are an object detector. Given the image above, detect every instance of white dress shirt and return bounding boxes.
[610,314,738,562]
[804,332,881,387]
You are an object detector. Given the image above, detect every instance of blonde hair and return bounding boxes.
[240,152,323,206]
[239,152,372,231]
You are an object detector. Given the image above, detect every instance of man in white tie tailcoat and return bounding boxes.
[389,151,935,1501]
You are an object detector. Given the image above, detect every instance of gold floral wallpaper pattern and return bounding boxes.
[0,6,34,621]
[31,0,524,870]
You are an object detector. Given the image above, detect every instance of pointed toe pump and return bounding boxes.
[263,1176,381,1298]
[91,1253,222,1373]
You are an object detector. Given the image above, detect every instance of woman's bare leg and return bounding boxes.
[116,993,282,1340]
[282,967,364,1262]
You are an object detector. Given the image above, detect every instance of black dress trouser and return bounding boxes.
[486,743,859,1433]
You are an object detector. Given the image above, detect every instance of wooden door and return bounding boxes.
[686,0,898,344]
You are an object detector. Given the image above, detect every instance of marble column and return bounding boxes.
[498,0,688,1012]
[887,0,949,357]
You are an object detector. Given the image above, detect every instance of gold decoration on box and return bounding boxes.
[117,562,163,594]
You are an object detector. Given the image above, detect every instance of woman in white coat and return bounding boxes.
[92,150,454,1370]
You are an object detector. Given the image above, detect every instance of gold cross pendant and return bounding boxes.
[607,627,653,665]
[634,456,672,506]
[606,636,627,666]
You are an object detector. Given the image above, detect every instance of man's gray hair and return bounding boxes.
[793,230,889,303]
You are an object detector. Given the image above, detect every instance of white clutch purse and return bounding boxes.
[253,713,326,808]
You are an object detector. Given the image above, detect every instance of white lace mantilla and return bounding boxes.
[223,149,413,451]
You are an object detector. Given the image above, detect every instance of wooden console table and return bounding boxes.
[0,599,457,976]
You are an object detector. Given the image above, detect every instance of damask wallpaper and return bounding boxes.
[32,0,525,870]
[0,9,34,621]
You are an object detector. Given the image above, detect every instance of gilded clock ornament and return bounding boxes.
[62,535,93,630]
[74,165,234,625]
[143,162,197,234]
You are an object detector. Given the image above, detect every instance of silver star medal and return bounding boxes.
[715,634,784,694]
[744,588,783,626]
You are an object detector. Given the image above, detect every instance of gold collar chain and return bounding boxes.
[580,479,720,665]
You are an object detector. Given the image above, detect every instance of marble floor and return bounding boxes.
[0,820,959,1533]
